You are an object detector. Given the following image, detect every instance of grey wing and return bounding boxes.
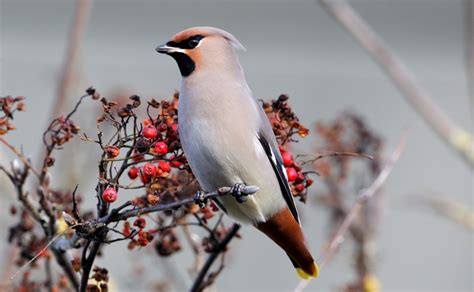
[255,102,300,224]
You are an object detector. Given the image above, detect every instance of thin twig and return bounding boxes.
[0,137,40,178]
[301,151,373,165]
[319,0,474,167]
[294,132,406,292]
[10,232,65,281]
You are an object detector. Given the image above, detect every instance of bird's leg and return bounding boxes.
[193,190,208,208]
[231,183,249,203]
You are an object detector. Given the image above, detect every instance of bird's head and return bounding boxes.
[156,26,245,77]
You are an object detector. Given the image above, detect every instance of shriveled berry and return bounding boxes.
[281,152,293,167]
[102,187,117,203]
[170,154,182,167]
[286,167,298,182]
[295,184,305,192]
[143,163,157,177]
[158,160,170,173]
[158,123,168,132]
[128,167,139,179]
[132,153,144,162]
[305,178,314,187]
[154,141,168,155]
[143,126,158,139]
[296,172,305,182]
[105,145,120,158]
[133,217,146,229]
[136,138,151,153]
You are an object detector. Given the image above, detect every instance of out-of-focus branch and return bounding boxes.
[294,133,406,292]
[36,0,92,183]
[421,196,474,231]
[319,0,474,167]
[54,0,92,117]
[190,223,241,292]
[465,0,474,105]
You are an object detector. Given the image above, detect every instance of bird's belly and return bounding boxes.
[179,115,285,224]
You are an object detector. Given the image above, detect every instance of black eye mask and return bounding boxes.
[166,35,204,50]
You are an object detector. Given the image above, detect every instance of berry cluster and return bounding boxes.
[262,94,313,202]
[279,146,313,203]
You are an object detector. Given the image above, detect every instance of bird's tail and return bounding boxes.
[255,207,319,279]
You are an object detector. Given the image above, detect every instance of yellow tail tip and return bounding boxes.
[296,262,319,279]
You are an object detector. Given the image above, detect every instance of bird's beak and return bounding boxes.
[156,44,185,54]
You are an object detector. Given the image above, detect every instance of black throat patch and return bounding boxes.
[169,52,195,77]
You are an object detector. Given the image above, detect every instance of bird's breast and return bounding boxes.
[178,82,286,224]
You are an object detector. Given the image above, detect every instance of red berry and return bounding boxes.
[281,152,293,167]
[143,118,152,127]
[278,145,285,153]
[102,187,117,203]
[171,123,178,133]
[286,167,298,182]
[158,160,170,173]
[295,184,305,192]
[305,178,314,187]
[143,126,158,139]
[128,167,139,179]
[105,145,120,158]
[154,141,168,155]
[156,167,164,177]
[143,163,157,177]
[140,171,150,184]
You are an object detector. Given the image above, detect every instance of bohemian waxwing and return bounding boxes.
[156,26,319,279]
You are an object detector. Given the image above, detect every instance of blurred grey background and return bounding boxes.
[0,0,472,291]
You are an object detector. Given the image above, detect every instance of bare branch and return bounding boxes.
[319,0,474,167]
[99,185,258,224]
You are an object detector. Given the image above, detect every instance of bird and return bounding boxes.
[156,26,318,279]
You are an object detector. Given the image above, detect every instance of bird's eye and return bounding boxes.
[188,37,202,48]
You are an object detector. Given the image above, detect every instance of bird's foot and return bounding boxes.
[230,183,259,203]
[193,191,208,208]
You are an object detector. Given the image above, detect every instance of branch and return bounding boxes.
[294,132,406,292]
[420,196,474,231]
[98,185,258,224]
[190,223,241,292]
[465,0,474,104]
[319,0,474,167]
